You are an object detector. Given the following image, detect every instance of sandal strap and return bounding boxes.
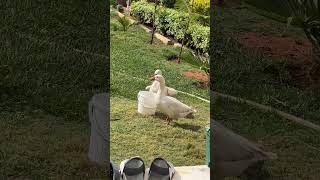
[124,165,145,176]
[149,164,169,176]
[149,157,175,178]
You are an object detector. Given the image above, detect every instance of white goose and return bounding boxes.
[146,69,178,97]
[151,74,195,124]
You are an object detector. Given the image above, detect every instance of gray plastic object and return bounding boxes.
[88,93,109,165]
[212,120,277,179]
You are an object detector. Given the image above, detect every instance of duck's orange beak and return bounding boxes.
[149,75,155,81]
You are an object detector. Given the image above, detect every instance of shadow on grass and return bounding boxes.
[154,112,168,121]
[173,123,202,131]
[154,112,200,131]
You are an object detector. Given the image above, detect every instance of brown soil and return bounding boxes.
[237,32,314,88]
[238,32,313,66]
[184,71,209,88]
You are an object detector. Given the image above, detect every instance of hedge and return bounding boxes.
[131,1,209,53]
[190,0,210,16]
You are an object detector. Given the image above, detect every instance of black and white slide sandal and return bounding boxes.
[148,157,175,180]
[110,160,121,180]
[120,156,146,180]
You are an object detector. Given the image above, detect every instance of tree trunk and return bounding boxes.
[150,4,157,44]
[178,40,184,63]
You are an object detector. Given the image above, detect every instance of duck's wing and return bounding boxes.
[164,96,193,113]
[166,87,178,96]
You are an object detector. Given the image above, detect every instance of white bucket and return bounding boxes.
[137,91,156,115]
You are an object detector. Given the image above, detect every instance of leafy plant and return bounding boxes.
[117,15,134,31]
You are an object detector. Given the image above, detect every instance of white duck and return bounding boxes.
[151,74,196,125]
[146,69,178,97]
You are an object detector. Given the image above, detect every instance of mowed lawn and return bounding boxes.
[110,9,210,166]
[0,1,107,179]
[213,3,320,179]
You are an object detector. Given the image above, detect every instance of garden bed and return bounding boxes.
[130,1,210,54]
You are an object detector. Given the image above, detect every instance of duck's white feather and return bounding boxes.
[148,81,178,97]
[154,75,195,119]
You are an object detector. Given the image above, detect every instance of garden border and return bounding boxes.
[116,10,184,48]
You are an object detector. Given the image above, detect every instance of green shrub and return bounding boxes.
[161,0,176,8]
[131,1,155,24]
[190,0,210,16]
[188,24,209,52]
[131,1,209,53]
[160,8,189,40]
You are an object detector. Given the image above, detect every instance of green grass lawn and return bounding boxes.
[0,0,107,178]
[110,9,210,166]
[214,3,305,38]
[213,3,320,179]
[0,110,106,179]
[214,4,320,124]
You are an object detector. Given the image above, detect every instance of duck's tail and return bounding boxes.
[190,106,197,113]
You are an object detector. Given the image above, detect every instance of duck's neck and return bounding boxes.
[155,81,165,105]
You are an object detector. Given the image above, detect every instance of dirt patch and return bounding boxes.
[184,71,209,88]
[238,32,313,66]
[184,71,208,82]
[237,32,314,88]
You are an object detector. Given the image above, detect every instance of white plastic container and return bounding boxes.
[137,91,156,115]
